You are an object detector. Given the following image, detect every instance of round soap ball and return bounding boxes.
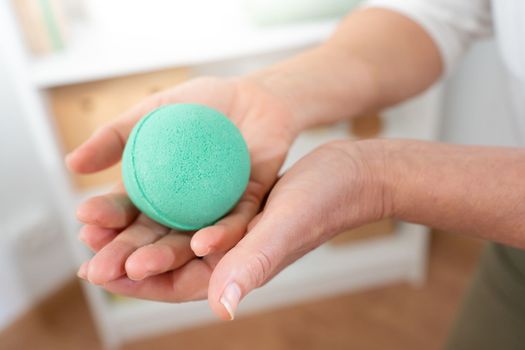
[122,103,250,231]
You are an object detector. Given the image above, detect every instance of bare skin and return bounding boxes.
[71,77,296,287]
[70,8,524,320]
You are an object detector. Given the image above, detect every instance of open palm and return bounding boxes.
[70,77,296,314]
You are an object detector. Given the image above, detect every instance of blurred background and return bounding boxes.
[0,0,518,349]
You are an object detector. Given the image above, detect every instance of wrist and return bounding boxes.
[339,139,395,222]
[244,68,312,135]
[316,139,394,235]
[246,44,378,133]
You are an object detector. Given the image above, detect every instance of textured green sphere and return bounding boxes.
[122,104,250,231]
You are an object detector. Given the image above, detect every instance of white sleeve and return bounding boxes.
[363,0,493,76]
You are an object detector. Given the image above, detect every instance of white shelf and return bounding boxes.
[31,12,337,88]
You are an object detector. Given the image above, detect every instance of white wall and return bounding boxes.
[0,52,75,329]
[441,39,519,147]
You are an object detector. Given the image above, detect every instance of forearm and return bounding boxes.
[249,8,442,131]
[381,140,525,248]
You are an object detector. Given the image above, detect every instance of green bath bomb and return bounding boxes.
[122,104,250,231]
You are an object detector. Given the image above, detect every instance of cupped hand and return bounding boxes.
[69,77,297,302]
[76,138,389,321]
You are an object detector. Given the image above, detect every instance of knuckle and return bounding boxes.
[245,248,274,288]
[98,124,127,152]
[242,181,265,207]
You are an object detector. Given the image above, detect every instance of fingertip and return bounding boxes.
[78,225,89,244]
[76,200,96,224]
[191,226,225,256]
[86,262,102,285]
[194,212,252,257]
[209,282,242,321]
[208,296,234,321]
[87,254,122,285]
[190,238,210,257]
[65,126,125,174]
[77,261,89,279]
[65,145,99,174]
[125,267,148,281]
[125,245,174,281]
[124,250,149,281]
[65,149,85,173]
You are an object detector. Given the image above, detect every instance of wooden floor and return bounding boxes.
[0,231,483,350]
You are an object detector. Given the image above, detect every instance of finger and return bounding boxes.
[125,232,195,281]
[191,181,265,257]
[247,212,263,232]
[65,77,237,174]
[78,225,119,252]
[77,261,89,279]
[66,96,163,174]
[101,254,223,302]
[86,215,169,285]
[76,183,139,229]
[207,199,307,321]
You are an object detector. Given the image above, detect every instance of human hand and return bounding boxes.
[69,77,297,294]
[199,139,389,319]
[75,138,389,320]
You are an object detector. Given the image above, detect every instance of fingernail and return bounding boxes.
[77,261,89,279]
[220,282,241,320]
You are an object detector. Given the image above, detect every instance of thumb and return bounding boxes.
[207,200,312,321]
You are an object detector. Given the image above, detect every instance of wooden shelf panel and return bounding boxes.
[49,67,190,190]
